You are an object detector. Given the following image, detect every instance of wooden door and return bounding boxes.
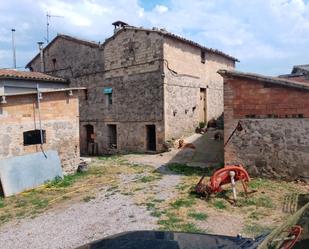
[199,88,206,123]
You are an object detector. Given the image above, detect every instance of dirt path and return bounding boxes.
[0,191,158,249]
[124,130,223,168]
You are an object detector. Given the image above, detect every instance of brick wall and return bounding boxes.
[0,91,80,173]
[224,76,309,182]
[226,78,309,119]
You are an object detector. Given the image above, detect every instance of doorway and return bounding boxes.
[107,124,117,149]
[84,124,97,155]
[199,88,206,123]
[146,125,156,151]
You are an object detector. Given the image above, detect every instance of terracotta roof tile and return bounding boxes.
[0,69,67,83]
[218,69,309,91]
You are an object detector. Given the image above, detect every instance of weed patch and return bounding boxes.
[138,175,160,183]
[243,223,272,237]
[179,223,204,233]
[0,213,12,222]
[170,198,196,209]
[46,173,87,188]
[167,163,208,176]
[0,198,4,208]
[213,200,226,209]
[31,199,49,209]
[237,196,274,209]
[188,212,208,221]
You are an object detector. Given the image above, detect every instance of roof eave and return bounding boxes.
[218,69,309,91]
[3,87,86,97]
[0,76,68,83]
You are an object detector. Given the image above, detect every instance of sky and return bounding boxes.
[0,0,309,75]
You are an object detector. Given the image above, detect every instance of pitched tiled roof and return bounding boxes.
[218,69,309,91]
[26,34,100,68]
[103,26,239,62]
[0,69,67,83]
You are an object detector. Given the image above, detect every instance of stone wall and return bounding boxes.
[163,70,201,139]
[76,30,166,153]
[0,91,80,173]
[224,75,309,182]
[29,36,102,79]
[226,119,309,182]
[163,37,235,139]
[27,28,236,153]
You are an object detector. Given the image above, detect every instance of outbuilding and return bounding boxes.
[0,69,83,174]
[219,69,309,182]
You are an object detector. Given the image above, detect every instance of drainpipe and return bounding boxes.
[37,42,44,72]
[36,84,47,158]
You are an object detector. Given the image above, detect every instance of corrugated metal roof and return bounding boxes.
[0,69,67,83]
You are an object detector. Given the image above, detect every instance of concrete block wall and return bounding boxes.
[0,92,80,173]
[224,76,309,182]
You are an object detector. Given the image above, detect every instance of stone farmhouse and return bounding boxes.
[26,21,238,155]
[219,69,309,182]
[0,69,82,173]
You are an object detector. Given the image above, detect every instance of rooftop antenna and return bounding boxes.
[46,11,64,43]
[11,29,16,69]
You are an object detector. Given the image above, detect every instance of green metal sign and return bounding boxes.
[103,88,112,94]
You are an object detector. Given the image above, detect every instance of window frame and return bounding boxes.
[23,130,46,146]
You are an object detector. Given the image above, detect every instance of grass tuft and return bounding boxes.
[138,175,160,183]
[213,200,226,209]
[237,196,274,209]
[188,212,208,221]
[170,198,196,209]
[31,199,48,209]
[167,163,209,176]
[0,198,4,208]
[243,223,272,237]
[46,173,87,188]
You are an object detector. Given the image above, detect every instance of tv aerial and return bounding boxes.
[46,11,64,43]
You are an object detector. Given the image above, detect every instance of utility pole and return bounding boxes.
[11,28,16,69]
[46,11,64,43]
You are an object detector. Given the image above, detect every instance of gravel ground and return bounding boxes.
[0,133,225,249]
[0,192,158,249]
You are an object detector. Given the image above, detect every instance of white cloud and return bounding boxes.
[0,0,308,75]
[154,4,168,14]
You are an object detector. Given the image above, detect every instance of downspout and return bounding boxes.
[36,84,47,158]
